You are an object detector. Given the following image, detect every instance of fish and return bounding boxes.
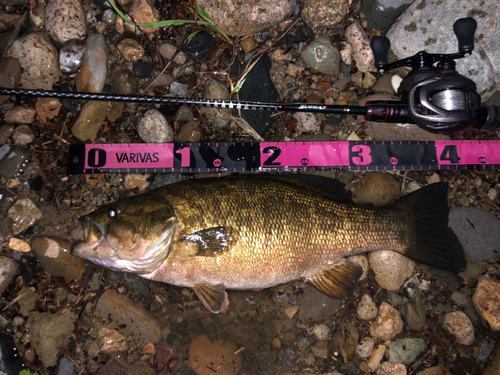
[72,175,465,313]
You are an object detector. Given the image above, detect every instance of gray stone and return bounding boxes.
[57,357,75,375]
[7,198,42,235]
[448,207,500,262]
[0,257,18,295]
[203,79,231,128]
[386,0,500,100]
[387,338,426,365]
[0,57,21,104]
[45,0,86,45]
[298,285,342,322]
[138,109,174,143]
[301,37,340,76]
[7,32,61,90]
[76,33,108,93]
[361,0,414,30]
[0,146,29,178]
[59,39,86,74]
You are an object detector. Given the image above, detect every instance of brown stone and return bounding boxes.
[473,276,500,331]
[188,334,242,375]
[35,98,61,123]
[370,302,404,341]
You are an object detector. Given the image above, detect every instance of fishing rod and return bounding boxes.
[1,18,499,135]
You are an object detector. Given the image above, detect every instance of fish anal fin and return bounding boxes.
[192,284,229,313]
[305,259,363,299]
[184,227,238,257]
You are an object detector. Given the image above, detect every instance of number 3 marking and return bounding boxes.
[351,145,372,165]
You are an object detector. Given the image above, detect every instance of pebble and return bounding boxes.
[298,285,342,322]
[300,37,340,76]
[177,121,202,143]
[59,39,86,74]
[0,256,18,294]
[188,335,242,375]
[35,98,62,123]
[294,112,320,133]
[340,41,352,65]
[45,0,86,44]
[186,30,214,62]
[367,344,386,372]
[0,57,21,105]
[444,311,475,345]
[203,79,231,129]
[138,109,173,143]
[101,9,117,25]
[170,81,189,96]
[94,289,161,344]
[30,4,45,30]
[347,255,369,280]
[71,100,109,141]
[117,38,145,62]
[0,332,25,375]
[311,323,330,341]
[4,107,36,124]
[301,0,349,30]
[357,294,378,320]
[8,237,30,253]
[7,198,42,235]
[388,338,426,365]
[176,106,195,122]
[12,125,35,147]
[448,207,500,262]
[96,353,128,375]
[345,22,376,72]
[356,337,375,358]
[197,0,294,37]
[133,60,153,79]
[484,347,500,375]
[353,172,401,206]
[125,0,160,35]
[369,251,415,291]
[31,236,86,283]
[240,37,257,53]
[125,360,156,375]
[28,308,76,367]
[111,68,138,95]
[380,362,407,375]
[370,301,404,341]
[99,327,128,354]
[159,42,187,65]
[373,73,395,94]
[57,357,75,375]
[76,33,108,93]
[0,126,14,144]
[472,276,500,331]
[0,146,29,178]
[406,290,427,331]
[124,174,150,190]
[362,72,377,89]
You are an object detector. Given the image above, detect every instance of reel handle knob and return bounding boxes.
[370,36,391,70]
[453,17,477,54]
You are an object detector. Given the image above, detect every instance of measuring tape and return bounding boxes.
[67,140,500,174]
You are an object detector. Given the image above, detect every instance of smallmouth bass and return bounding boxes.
[73,176,465,313]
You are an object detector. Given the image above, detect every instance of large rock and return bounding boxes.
[473,276,500,331]
[196,0,295,37]
[386,0,500,100]
[302,0,349,31]
[45,0,86,45]
[76,33,108,93]
[7,32,61,90]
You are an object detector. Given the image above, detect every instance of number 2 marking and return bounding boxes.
[351,145,372,165]
[263,146,281,166]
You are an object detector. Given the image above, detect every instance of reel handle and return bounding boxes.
[370,36,391,71]
[453,17,477,54]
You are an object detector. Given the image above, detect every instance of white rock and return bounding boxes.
[340,41,352,65]
[45,0,86,45]
[159,43,187,65]
[369,251,415,291]
[391,75,403,93]
[357,294,378,320]
[311,323,330,341]
[370,302,404,341]
[444,311,475,345]
[138,109,174,143]
[345,22,376,72]
[356,337,375,358]
[7,32,61,90]
[487,188,498,201]
[0,257,18,294]
[294,112,320,133]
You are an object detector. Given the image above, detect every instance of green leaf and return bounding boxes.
[232,77,247,94]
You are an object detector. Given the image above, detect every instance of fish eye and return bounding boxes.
[107,207,121,218]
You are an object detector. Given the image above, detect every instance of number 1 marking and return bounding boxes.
[175,147,191,167]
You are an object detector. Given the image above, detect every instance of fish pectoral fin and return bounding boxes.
[305,259,363,299]
[184,227,238,257]
[192,284,230,313]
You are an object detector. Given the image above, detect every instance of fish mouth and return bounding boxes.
[80,216,106,247]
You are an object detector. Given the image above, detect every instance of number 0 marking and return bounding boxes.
[351,145,372,165]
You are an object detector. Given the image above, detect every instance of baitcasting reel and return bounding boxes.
[369,17,500,134]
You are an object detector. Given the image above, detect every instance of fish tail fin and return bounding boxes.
[392,182,466,272]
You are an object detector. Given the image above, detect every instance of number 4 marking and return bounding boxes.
[440,145,461,163]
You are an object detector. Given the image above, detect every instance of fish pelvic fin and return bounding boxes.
[193,284,229,313]
[392,182,466,272]
[305,259,363,299]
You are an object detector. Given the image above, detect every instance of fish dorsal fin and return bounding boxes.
[193,284,229,313]
[184,227,238,257]
[305,259,363,299]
